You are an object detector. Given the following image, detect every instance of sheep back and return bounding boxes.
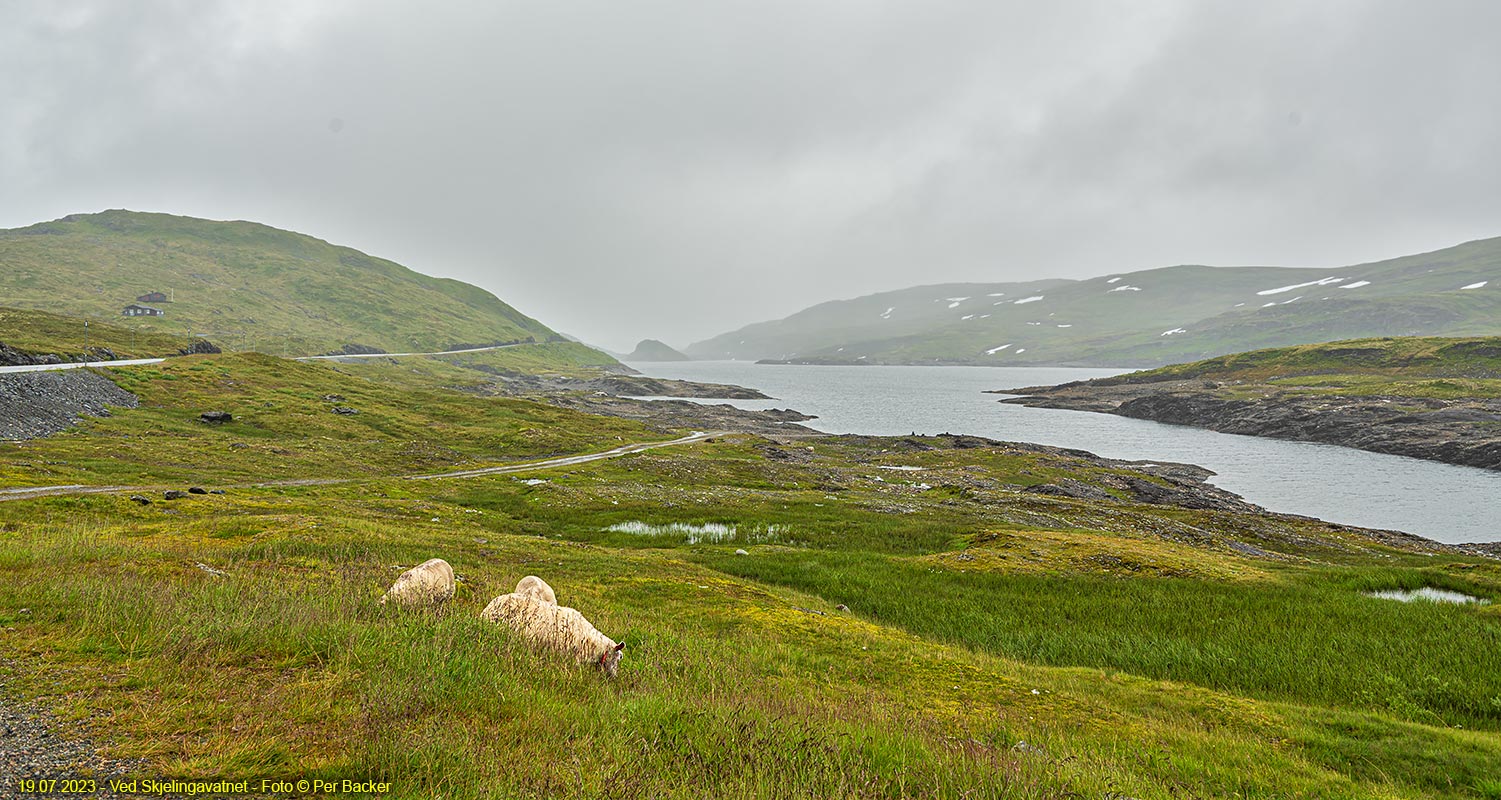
[380,558,455,607]
[515,575,557,605]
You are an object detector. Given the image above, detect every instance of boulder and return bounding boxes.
[199,411,233,424]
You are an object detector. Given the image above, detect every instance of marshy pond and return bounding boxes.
[1366,587,1490,605]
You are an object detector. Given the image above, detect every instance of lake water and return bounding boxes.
[627,361,1501,545]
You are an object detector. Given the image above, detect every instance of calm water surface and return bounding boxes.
[628,361,1501,544]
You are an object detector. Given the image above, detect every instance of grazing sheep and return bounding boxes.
[514,575,557,605]
[481,592,624,677]
[379,558,455,607]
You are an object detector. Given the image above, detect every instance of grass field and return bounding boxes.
[0,352,654,488]
[2,353,1500,798]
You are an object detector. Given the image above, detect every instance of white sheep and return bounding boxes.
[514,575,557,604]
[379,558,455,607]
[480,591,624,677]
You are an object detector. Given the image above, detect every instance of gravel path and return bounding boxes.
[0,683,144,797]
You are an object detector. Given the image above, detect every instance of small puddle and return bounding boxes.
[1366,587,1490,605]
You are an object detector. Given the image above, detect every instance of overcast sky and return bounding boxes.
[4,1,1501,351]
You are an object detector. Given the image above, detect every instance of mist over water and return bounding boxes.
[628,361,1501,545]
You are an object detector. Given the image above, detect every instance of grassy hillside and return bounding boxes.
[0,352,651,488]
[0,306,205,360]
[0,210,561,356]
[1105,336,1501,399]
[690,237,1501,367]
[1,351,1500,797]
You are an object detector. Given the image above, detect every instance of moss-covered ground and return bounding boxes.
[1112,335,1501,400]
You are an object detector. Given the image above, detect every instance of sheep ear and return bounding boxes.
[614,642,625,652]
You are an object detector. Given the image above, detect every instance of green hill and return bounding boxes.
[688,238,1501,367]
[0,210,563,356]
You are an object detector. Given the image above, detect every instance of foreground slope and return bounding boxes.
[1003,336,1501,470]
[690,237,1501,367]
[0,349,1498,798]
[0,210,561,356]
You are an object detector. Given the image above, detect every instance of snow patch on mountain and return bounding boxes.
[1257,277,1343,296]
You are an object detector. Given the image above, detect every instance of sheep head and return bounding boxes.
[598,641,625,678]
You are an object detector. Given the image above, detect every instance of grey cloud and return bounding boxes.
[4,1,1500,350]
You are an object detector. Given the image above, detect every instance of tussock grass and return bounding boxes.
[700,550,1501,731]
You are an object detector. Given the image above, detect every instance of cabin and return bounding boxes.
[122,304,164,317]
[137,291,169,303]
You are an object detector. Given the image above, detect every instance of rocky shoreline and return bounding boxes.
[999,379,1501,471]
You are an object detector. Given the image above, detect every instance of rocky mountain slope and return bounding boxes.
[689,237,1501,367]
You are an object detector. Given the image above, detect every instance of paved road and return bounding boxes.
[0,357,166,374]
[0,342,531,375]
[0,431,722,503]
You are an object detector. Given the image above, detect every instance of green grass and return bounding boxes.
[4,353,1501,797]
[0,210,564,355]
[0,306,202,360]
[336,342,629,390]
[4,469,1500,798]
[696,551,1501,730]
[0,352,656,487]
[1085,335,1501,400]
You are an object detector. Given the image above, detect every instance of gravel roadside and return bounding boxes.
[0,669,144,798]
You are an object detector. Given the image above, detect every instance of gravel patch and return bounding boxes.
[0,698,145,797]
[0,371,138,440]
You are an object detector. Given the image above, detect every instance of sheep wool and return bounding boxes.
[481,592,624,677]
[379,558,455,607]
[514,575,557,605]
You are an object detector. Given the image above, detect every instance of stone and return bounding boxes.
[199,410,233,424]
[187,487,207,495]
[331,406,359,415]
[162,490,188,500]
[129,495,151,505]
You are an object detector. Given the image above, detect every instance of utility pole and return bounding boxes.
[83,320,90,366]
